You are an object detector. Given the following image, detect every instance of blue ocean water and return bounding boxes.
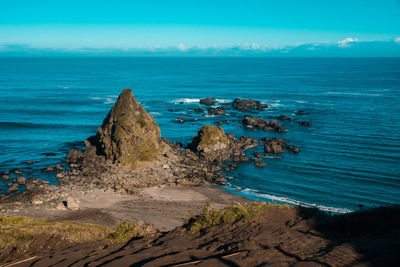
[0,57,399,213]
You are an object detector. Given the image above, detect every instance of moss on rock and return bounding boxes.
[188,125,230,158]
[95,88,162,167]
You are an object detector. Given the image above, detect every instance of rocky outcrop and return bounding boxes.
[188,125,231,161]
[93,88,163,167]
[263,138,300,154]
[242,116,286,132]
[199,97,216,105]
[207,107,227,116]
[232,98,269,112]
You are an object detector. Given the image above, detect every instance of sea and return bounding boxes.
[1,57,399,213]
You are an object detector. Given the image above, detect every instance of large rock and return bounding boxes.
[188,125,230,160]
[94,88,162,167]
[232,98,269,112]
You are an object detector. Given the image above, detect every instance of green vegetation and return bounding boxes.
[0,214,153,250]
[109,221,153,243]
[186,202,287,232]
[198,125,229,146]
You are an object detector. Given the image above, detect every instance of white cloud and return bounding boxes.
[178,43,186,51]
[338,37,359,47]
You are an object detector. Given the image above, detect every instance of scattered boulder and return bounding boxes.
[253,152,263,158]
[199,97,216,105]
[192,108,204,113]
[286,145,300,153]
[207,107,227,116]
[276,115,295,121]
[40,165,63,173]
[93,88,163,167]
[236,136,259,150]
[66,149,83,164]
[234,155,252,162]
[11,169,23,174]
[0,171,10,175]
[43,153,57,156]
[254,160,267,168]
[232,98,269,112]
[216,120,230,124]
[176,117,187,123]
[263,138,300,154]
[64,197,80,210]
[298,121,312,126]
[2,175,10,181]
[242,116,286,132]
[15,177,26,185]
[8,183,19,193]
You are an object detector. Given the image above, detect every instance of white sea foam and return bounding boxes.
[225,183,351,214]
[325,92,381,97]
[107,95,119,98]
[215,99,231,103]
[149,112,161,115]
[89,97,103,100]
[296,100,307,104]
[170,98,200,104]
[103,98,115,104]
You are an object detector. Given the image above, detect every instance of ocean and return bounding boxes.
[1,57,399,213]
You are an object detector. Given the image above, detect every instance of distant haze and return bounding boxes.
[1,0,400,57]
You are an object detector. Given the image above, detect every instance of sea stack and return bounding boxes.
[95,88,162,167]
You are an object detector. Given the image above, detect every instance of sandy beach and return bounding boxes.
[3,184,250,231]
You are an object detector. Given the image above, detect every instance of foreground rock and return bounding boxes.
[5,205,399,266]
[242,116,286,132]
[232,98,269,111]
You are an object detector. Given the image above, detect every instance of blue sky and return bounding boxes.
[1,0,400,56]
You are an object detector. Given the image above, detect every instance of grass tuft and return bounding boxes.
[186,202,284,232]
[0,214,155,251]
[108,221,153,243]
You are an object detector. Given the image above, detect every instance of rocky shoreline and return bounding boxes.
[1,89,304,211]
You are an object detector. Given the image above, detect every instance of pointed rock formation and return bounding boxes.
[94,88,162,167]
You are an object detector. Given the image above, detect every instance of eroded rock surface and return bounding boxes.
[93,88,163,167]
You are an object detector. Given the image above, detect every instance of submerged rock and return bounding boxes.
[276,115,295,121]
[232,98,269,112]
[298,121,312,126]
[296,110,310,116]
[94,88,163,167]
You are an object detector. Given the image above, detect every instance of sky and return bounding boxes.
[1,0,400,56]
